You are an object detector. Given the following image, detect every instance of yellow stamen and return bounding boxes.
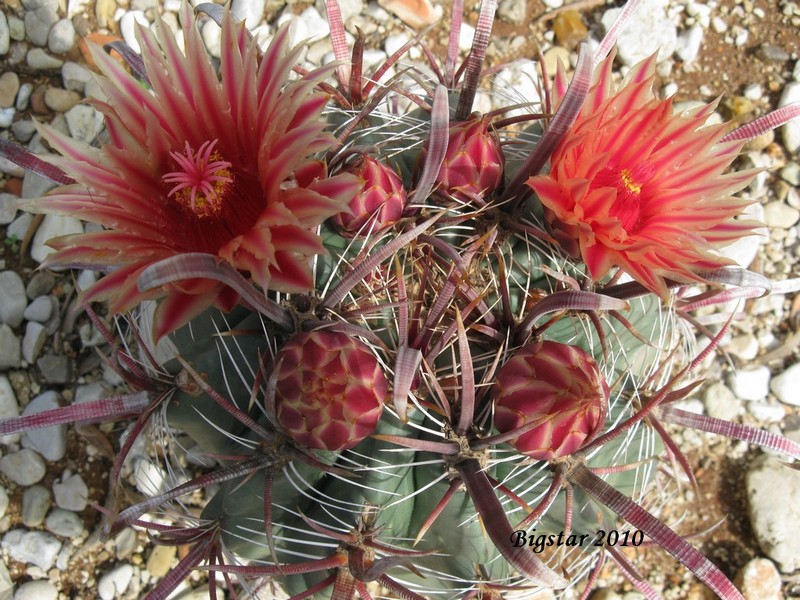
[619,169,642,194]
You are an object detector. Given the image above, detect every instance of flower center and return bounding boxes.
[591,164,651,232]
[162,139,233,219]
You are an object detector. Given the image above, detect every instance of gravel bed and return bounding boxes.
[0,0,799,598]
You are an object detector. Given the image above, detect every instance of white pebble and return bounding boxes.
[0,450,45,485]
[13,580,58,600]
[779,81,800,154]
[22,295,53,322]
[98,564,134,600]
[31,214,84,264]
[1,529,61,570]
[728,366,771,401]
[21,391,66,461]
[52,472,89,511]
[120,10,150,54]
[770,363,800,406]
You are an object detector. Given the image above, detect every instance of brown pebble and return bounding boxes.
[553,10,588,49]
[30,84,50,115]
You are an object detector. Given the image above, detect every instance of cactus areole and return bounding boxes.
[492,341,609,460]
[273,330,387,451]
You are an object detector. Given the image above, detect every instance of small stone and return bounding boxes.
[7,16,25,42]
[743,83,763,101]
[48,19,77,54]
[552,10,587,48]
[747,453,800,572]
[98,563,134,600]
[12,580,58,600]
[21,0,59,10]
[201,19,221,58]
[22,167,57,200]
[780,162,800,186]
[543,46,571,75]
[120,11,150,54]
[756,43,791,62]
[231,0,267,29]
[43,87,81,112]
[770,363,800,406]
[0,375,20,444]
[27,48,64,70]
[11,119,37,143]
[15,82,33,110]
[36,353,73,385]
[0,12,9,55]
[146,544,176,577]
[728,366,771,401]
[26,271,56,298]
[61,61,93,93]
[602,0,677,66]
[763,201,800,228]
[23,296,53,323]
[0,72,20,108]
[0,270,27,327]
[22,321,47,364]
[0,193,17,225]
[52,472,88,511]
[0,487,8,519]
[65,104,104,144]
[114,527,137,559]
[378,0,438,28]
[1,529,61,570]
[780,82,800,154]
[31,214,84,263]
[0,449,46,485]
[676,25,703,65]
[134,458,167,496]
[45,508,84,537]
[21,391,66,461]
[726,334,759,360]
[25,7,59,47]
[0,106,14,128]
[735,557,782,600]
[498,0,527,24]
[0,324,21,370]
[21,484,51,527]
[703,382,741,421]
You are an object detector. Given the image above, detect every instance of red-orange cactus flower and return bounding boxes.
[26,4,358,338]
[527,52,759,296]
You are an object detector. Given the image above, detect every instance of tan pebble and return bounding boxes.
[146,544,177,578]
[553,10,588,49]
[735,557,782,600]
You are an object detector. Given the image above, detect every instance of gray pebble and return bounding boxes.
[0,193,17,226]
[15,82,33,111]
[61,61,93,93]
[7,15,25,42]
[2,529,61,570]
[21,484,52,527]
[7,212,32,242]
[497,0,527,24]
[0,12,9,55]
[36,353,73,385]
[48,18,76,54]
[756,43,791,62]
[602,0,677,66]
[747,453,800,572]
[0,449,46,485]
[26,271,56,299]
[770,363,800,406]
[0,155,25,178]
[98,563,134,600]
[0,563,10,600]
[779,82,800,154]
[0,324,21,370]
[114,527,137,559]
[0,487,8,519]
[22,391,66,461]
[0,270,28,328]
[11,120,38,143]
[65,104,104,144]
[0,71,20,108]
[25,8,59,47]
[22,168,57,201]
[703,382,742,421]
[22,321,47,364]
[201,19,222,58]
[53,472,88,511]
[26,48,64,70]
[21,0,59,10]
[30,214,83,263]
[14,580,58,600]
[0,375,20,445]
[45,508,84,538]
[728,366,771,401]
[0,107,15,128]
[22,296,53,322]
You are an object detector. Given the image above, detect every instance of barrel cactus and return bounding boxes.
[2,0,800,599]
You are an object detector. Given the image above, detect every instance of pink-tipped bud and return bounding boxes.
[491,340,608,461]
[331,155,407,237]
[431,116,505,202]
[274,330,387,451]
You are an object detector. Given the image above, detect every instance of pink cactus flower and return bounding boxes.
[527,52,760,296]
[274,330,387,451]
[25,5,358,338]
[492,340,608,461]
